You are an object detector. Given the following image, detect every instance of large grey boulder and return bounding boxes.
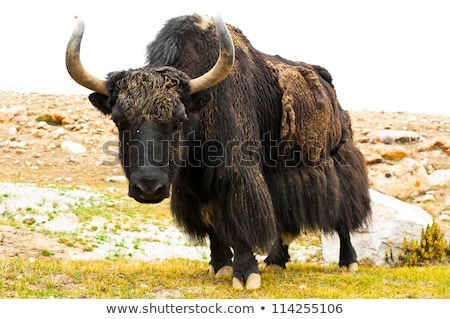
[321,189,433,266]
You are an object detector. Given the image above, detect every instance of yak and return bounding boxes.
[65,14,371,290]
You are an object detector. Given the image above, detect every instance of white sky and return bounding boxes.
[1,0,449,115]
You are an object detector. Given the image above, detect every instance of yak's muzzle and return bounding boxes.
[128,169,170,203]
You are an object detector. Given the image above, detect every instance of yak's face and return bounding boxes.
[66,15,234,203]
[89,68,192,203]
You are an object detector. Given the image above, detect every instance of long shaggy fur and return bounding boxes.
[146,14,371,253]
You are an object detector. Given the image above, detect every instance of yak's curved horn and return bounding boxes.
[189,15,235,95]
[65,16,109,96]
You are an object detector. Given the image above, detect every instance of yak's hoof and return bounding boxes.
[340,262,358,272]
[216,265,233,278]
[232,277,245,290]
[209,265,233,278]
[347,262,358,272]
[232,273,261,290]
[245,273,261,290]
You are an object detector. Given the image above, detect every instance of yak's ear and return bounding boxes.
[88,93,111,115]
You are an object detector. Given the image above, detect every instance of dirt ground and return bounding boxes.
[1,90,449,260]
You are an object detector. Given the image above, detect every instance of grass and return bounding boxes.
[1,183,449,298]
[0,258,449,298]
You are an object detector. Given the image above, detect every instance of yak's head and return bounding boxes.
[65,15,234,203]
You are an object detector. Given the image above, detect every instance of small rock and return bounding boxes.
[428,169,450,187]
[37,121,49,129]
[368,130,423,144]
[106,175,127,183]
[52,113,66,125]
[364,152,383,165]
[8,127,17,135]
[418,137,450,154]
[414,194,436,203]
[61,141,87,155]
[357,137,370,143]
[53,127,66,139]
[33,129,47,138]
[8,141,27,149]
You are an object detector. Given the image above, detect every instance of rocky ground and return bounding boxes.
[0,90,449,261]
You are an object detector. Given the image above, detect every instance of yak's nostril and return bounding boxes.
[133,182,147,194]
[152,183,165,196]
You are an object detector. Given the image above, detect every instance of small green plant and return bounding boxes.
[37,199,46,207]
[95,233,109,242]
[132,238,141,250]
[58,237,75,247]
[386,221,450,267]
[41,249,54,257]
[115,238,127,248]
[83,245,95,252]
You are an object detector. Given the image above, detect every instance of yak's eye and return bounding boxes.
[173,101,188,122]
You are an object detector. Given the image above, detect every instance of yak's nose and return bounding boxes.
[128,172,170,203]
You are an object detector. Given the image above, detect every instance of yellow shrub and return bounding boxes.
[386,221,450,267]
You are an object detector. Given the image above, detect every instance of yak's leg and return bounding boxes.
[208,232,233,278]
[232,245,260,290]
[263,234,294,269]
[335,225,358,271]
